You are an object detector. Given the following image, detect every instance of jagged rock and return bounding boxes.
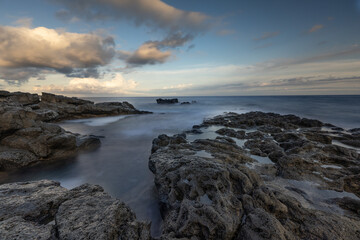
[41,92,93,105]
[0,180,150,240]
[56,184,150,240]
[0,91,39,106]
[0,103,37,134]
[39,93,149,121]
[149,112,360,239]
[0,216,55,240]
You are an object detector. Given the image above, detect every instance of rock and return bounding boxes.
[34,109,59,122]
[41,92,93,105]
[0,91,39,106]
[39,93,148,121]
[149,112,360,239]
[156,98,179,104]
[304,132,332,144]
[1,122,77,159]
[0,91,149,171]
[0,147,38,170]
[0,103,37,134]
[181,102,190,105]
[0,180,150,240]
[334,197,360,215]
[215,128,245,139]
[56,184,150,240]
[0,216,55,240]
[0,180,68,222]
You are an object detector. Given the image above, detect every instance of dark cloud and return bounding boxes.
[0,25,116,84]
[51,0,210,33]
[253,31,279,41]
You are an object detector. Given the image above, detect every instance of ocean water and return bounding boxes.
[1,95,359,236]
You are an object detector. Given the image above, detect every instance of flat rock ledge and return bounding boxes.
[149,112,360,240]
[0,180,150,240]
[0,91,150,171]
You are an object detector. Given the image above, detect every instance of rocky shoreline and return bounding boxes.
[1,105,360,239]
[0,91,150,171]
[150,112,360,239]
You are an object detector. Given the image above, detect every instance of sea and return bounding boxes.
[1,95,359,236]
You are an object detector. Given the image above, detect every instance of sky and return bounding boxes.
[0,0,360,96]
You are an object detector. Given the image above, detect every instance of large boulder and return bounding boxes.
[0,102,37,134]
[0,180,150,240]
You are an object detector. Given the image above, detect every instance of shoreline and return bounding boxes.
[0,92,359,239]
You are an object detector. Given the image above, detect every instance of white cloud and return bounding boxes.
[119,42,172,67]
[33,73,138,96]
[0,25,115,82]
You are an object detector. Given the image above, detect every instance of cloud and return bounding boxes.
[13,17,33,27]
[0,25,116,83]
[119,42,172,67]
[51,0,210,33]
[33,73,138,96]
[308,24,324,33]
[255,45,360,71]
[118,32,193,68]
[253,31,279,41]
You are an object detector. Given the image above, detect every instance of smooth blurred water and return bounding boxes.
[0,95,359,236]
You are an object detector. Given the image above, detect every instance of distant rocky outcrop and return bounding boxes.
[156,98,179,104]
[0,91,150,171]
[0,180,150,240]
[37,92,150,121]
[149,112,360,239]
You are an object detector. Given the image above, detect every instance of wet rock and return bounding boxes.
[56,184,150,240]
[334,197,360,215]
[149,112,360,239]
[339,139,360,148]
[304,132,332,144]
[0,180,150,240]
[215,128,245,139]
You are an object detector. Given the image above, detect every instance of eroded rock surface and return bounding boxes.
[150,112,360,240]
[0,180,150,240]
